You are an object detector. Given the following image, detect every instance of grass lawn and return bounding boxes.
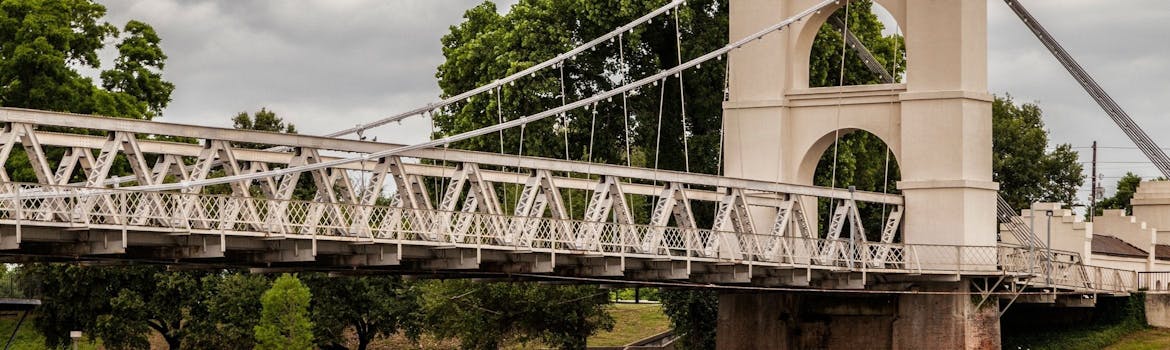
[0,315,100,350]
[376,303,671,349]
[1104,327,1170,350]
[588,303,671,347]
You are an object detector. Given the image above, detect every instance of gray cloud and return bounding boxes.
[987,0,1170,198]
[90,1,1169,202]
[94,0,504,145]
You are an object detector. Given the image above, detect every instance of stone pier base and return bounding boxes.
[716,281,1000,349]
[1145,293,1170,327]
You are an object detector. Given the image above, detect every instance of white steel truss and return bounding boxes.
[0,108,1123,294]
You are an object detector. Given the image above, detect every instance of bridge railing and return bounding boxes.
[996,244,1137,293]
[0,183,954,266]
[1138,272,1170,292]
[0,182,1138,293]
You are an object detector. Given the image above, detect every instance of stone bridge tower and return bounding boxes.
[723,0,996,251]
[719,1,999,349]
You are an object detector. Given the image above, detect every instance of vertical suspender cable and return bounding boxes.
[498,87,506,157]
[718,53,730,219]
[430,112,439,205]
[560,62,575,219]
[653,79,667,182]
[561,63,571,162]
[719,54,729,177]
[497,87,509,209]
[673,8,691,173]
[619,34,633,167]
[582,104,599,214]
[880,25,901,228]
[588,107,597,163]
[827,1,851,234]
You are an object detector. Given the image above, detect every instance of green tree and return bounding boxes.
[0,0,171,119]
[18,264,216,350]
[93,269,208,350]
[992,95,1085,209]
[808,1,903,88]
[1095,172,1143,216]
[0,0,113,113]
[222,108,318,199]
[255,273,314,350]
[1,0,174,183]
[0,265,24,298]
[233,108,298,135]
[659,289,718,350]
[17,264,112,348]
[420,280,613,350]
[303,274,421,350]
[435,0,727,175]
[435,2,728,346]
[185,273,271,350]
[18,264,163,348]
[100,20,175,119]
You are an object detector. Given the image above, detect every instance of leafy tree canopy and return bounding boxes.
[420,280,613,350]
[254,273,314,350]
[0,0,174,183]
[303,274,421,350]
[993,94,1085,209]
[659,289,718,350]
[1094,172,1143,216]
[0,0,172,119]
[185,273,271,350]
[435,0,727,175]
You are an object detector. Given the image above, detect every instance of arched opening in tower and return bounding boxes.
[812,130,901,242]
[808,0,905,87]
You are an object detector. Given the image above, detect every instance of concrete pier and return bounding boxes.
[716,282,999,350]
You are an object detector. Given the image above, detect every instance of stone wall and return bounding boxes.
[1145,293,1170,328]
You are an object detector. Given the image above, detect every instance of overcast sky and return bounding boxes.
[88,0,1170,202]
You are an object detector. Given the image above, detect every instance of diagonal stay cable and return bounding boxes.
[1003,0,1170,177]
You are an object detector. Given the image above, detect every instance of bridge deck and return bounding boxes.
[0,183,1136,294]
[0,108,1142,295]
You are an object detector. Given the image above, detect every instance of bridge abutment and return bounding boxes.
[716,281,999,350]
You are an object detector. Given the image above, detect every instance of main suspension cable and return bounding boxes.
[51,0,841,196]
[91,0,688,187]
[319,0,687,140]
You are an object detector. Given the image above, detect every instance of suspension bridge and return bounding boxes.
[1,0,1168,348]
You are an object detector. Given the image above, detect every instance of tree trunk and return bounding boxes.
[322,342,348,350]
[357,323,372,350]
[164,334,181,350]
